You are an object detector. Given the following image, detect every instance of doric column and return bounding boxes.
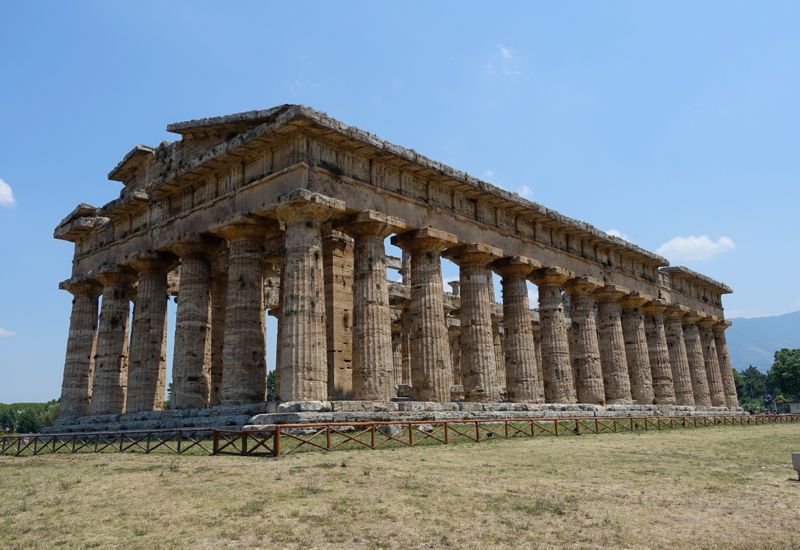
[619,292,655,405]
[171,234,224,409]
[340,211,406,401]
[642,299,676,405]
[91,266,136,415]
[490,256,540,403]
[214,215,280,405]
[528,267,575,404]
[699,316,726,407]
[447,319,462,386]
[322,227,354,400]
[713,320,738,408]
[58,277,102,417]
[125,252,176,413]
[531,321,544,402]
[392,227,458,402]
[592,285,632,404]
[491,310,506,392]
[208,250,229,407]
[682,311,711,407]
[392,325,404,386]
[443,243,502,402]
[399,298,412,386]
[563,276,605,405]
[664,305,695,406]
[448,281,460,296]
[275,190,345,402]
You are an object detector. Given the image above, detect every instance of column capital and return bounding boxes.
[664,304,690,319]
[682,310,707,324]
[563,276,604,295]
[89,265,137,287]
[170,232,227,259]
[618,291,652,309]
[59,276,102,298]
[443,243,503,267]
[338,210,406,240]
[642,299,668,314]
[123,250,179,274]
[448,281,461,295]
[489,255,541,278]
[272,189,346,224]
[263,261,281,278]
[528,266,574,287]
[592,284,630,303]
[211,213,283,242]
[391,227,458,253]
[698,315,721,328]
[713,319,733,332]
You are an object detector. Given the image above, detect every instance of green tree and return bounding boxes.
[16,410,41,434]
[0,408,17,432]
[771,348,800,400]
[37,400,60,428]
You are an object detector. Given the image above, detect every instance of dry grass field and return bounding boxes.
[1,422,799,549]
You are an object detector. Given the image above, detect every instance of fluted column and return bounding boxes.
[208,250,229,407]
[713,320,738,408]
[592,285,632,404]
[642,300,676,405]
[619,292,655,405]
[59,278,102,417]
[682,311,711,408]
[444,243,502,402]
[392,327,403,386]
[392,227,458,402]
[664,305,695,406]
[699,316,726,407]
[490,257,540,403]
[563,276,605,405]
[531,321,544,402]
[399,298,412,386]
[126,252,176,413]
[171,234,224,409]
[275,191,345,402]
[341,211,406,401]
[91,267,136,415]
[529,267,575,404]
[448,321,462,386]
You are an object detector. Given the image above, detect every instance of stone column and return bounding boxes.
[392,326,403,386]
[171,234,224,409]
[447,320,462,386]
[592,285,632,404]
[490,256,540,403]
[664,305,695,407]
[682,311,711,408]
[275,190,345,402]
[714,320,739,408]
[699,316,727,407]
[341,211,406,401]
[322,228,354,400]
[209,250,229,407]
[619,292,655,405]
[563,276,605,405]
[448,281,460,296]
[398,298,412,386]
[125,252,176,413]
[91,266,136,415]
[491,314,506,391]
[392,227,458,402]
[214,215,280,405]
[531,321,544,402]
[642,300,676,405]
[443,243,503,402]
[528,267,575,404]
[58,277,102,417]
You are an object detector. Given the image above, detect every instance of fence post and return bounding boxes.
[274,427,281,457]
[409,423,414,446]
[326,426,332,450]
[371,425,375,449]
[444,422,449,444]
[241,432,248,455]
[213,430,219,455]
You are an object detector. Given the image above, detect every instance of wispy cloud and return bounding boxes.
[657,235,735,262]
[0,179,15,206]
[482,170,494,180]
[0,328,17,337]
[519,186,532,199]
[498,45,512,59]
[281,80,317,94]
[606,229,630,242]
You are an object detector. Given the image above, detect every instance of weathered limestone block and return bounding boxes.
[171,234,224,409]
[713,320,739,408]
[564,276,606,405]
[682,311,711,408]
[443,243,502,402]
[276,190,345,402]
[59,278,102,417]
[592,285,633,405]
[699,317,727,407]
[619,292,655,405]
[322,228,353,400]
[209,250,229,407]
[125,252,176,413]
[91,267,136,415]
[392,227,458,402]
[490,256,541,403]
[529,267,575,404]
[664,305,695,407]
[341,210,406,401]
[642,300,676,405]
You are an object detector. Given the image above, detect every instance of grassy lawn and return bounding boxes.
[1,422,799,549]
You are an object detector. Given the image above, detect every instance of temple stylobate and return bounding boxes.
[53,105,739,430]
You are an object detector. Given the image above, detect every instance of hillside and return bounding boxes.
[726,310,800,372]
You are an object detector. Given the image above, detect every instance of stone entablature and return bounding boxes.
[54,106,738,424]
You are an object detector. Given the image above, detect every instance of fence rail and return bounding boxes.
[1,414,797,458]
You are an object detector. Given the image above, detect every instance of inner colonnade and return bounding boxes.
[55,105,738,419]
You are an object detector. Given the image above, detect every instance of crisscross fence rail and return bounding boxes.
[1,414,797,458]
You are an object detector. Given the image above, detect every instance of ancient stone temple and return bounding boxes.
[51,105,740,432]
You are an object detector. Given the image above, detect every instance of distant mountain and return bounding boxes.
[726,310,800,372]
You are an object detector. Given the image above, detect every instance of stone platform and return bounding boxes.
[43,401,746,434]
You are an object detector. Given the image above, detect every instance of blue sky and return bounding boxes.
[1,2,798,403]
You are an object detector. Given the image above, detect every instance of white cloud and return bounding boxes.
[0,179,15,206]
[0,328,17,337]
[656,235,735,262]
[519,186,532,198]
[606,229,630,242]
[498,45,512,59]
[482,170,494,180]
